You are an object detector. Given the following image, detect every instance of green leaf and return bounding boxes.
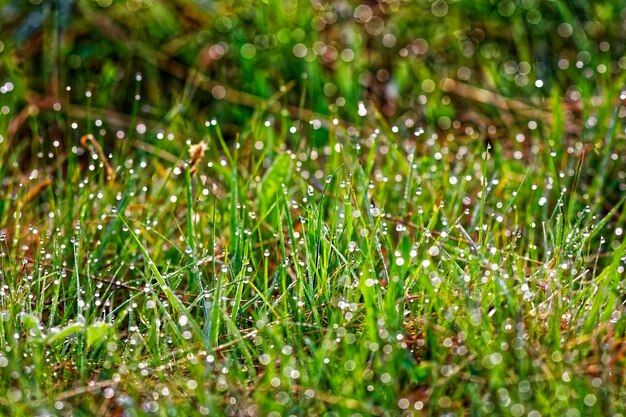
[259,153,291,219]
[45,323,83,346]
[86,321,113,349]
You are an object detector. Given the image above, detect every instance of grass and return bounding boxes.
[1,0,626,416]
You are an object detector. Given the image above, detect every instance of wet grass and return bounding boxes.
[1,1,626,416]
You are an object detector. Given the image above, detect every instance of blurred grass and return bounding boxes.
[2,1,626,131]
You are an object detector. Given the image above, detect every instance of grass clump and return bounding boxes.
[1,1,626,416]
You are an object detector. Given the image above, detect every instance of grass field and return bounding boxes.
[1,0,626,416]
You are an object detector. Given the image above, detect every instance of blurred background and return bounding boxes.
[2,0,626,147]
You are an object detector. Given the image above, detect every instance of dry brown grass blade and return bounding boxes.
[16,91,165,138]
[80,134,116,181]
[7,104,39,145]
[25,178,52,203]
[188,141,208,176]
[70,104,164,130]
[131,140,179,164]
[440,78,552,123]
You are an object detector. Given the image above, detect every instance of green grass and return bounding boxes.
[1,0,626,416]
